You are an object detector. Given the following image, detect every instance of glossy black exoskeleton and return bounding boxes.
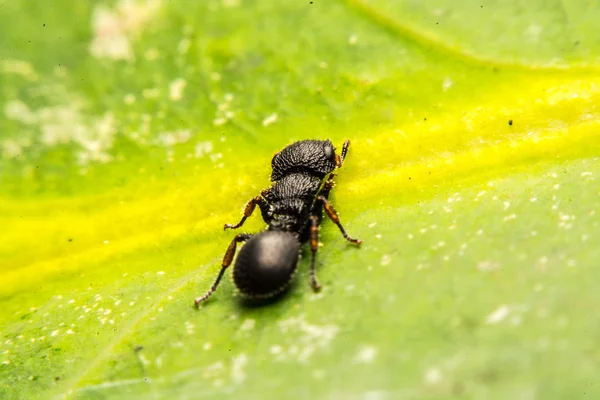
[194,139,361,307]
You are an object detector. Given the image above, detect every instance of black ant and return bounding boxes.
[194,139,362,307]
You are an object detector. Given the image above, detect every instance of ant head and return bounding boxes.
[233,231,300,299]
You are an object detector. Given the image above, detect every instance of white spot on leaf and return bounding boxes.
[424,367,442,384]
[276,315,338,363]
[240,319,255,331]
[90,0,162,61]
[442,77,453,91]
[262,113,278,127]
[195,141,213,158]
[353,346,378,364]
[169,78,186,101]
[485,305,510,324]
[231,354,248,384]
[477,260,499,271]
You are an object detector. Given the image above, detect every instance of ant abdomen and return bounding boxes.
[232,231,300,299]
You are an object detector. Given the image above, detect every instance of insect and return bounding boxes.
[194,139,362,307]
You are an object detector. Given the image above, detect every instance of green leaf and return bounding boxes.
[1,0,599,398]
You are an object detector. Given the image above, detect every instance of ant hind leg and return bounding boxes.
[194,233,253,307]
[308,215,322,292]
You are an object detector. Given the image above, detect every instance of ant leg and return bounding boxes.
[194,233,252,307]
[322,173,335,196]
[309,215,322,291]
[224,196,269,230]
[316,195,362,245]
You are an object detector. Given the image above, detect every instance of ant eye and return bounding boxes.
[323,144,334,159]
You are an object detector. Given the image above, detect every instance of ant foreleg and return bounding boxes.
[194,233,253,307]
[316,195,362,245]
[224,195,269,230]
[309,215,321,292]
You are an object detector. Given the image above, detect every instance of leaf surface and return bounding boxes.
[1,1,599,399]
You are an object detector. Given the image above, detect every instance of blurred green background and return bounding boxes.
[1,0,599,398]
